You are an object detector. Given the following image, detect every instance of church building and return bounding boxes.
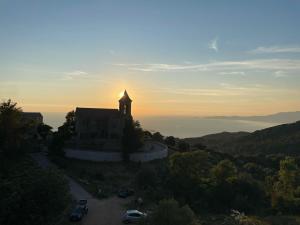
[74,90,132,150]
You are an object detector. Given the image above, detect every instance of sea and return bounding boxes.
[43,112,279,138]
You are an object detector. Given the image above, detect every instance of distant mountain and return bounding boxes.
[185,120,300,156]
[206,111,300,124]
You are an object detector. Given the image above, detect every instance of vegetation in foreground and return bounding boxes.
[0,100,71,225]
[53,148,300,225]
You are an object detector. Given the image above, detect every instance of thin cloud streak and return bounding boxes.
[62,70,89,80]
[274,70,289,78]
[149,85,299,98]
[113,59,300,72]
[249,46,300,54]
[209,37,218,52]
[218,71,246,76]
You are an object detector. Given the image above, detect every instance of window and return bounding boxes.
[123,104,127,114]
[130,213,141,218]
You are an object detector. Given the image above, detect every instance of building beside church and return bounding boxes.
[21,112,43,125]
[74,90,132,150]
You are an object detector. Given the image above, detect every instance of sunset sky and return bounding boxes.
[1,0,300,117]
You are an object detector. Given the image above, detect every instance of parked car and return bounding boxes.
[122,210,147,223]
[69,206,84,221]
[118,188,134,198]
[78,199,88,214]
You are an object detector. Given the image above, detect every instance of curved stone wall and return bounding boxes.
[65,141,168,162]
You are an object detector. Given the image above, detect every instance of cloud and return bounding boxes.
[209,37,218,52]
[249,46,300,54]
[274,70,288,78]
[113,59,300,72]
[62,70,89,80]
[218,71,246,76]
[148,84,298,98]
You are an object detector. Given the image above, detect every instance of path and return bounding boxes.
[31,152,129,225]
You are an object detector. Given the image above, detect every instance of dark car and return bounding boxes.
[118,188,134,198]
[69,206,84,221]
[78,199,88,214]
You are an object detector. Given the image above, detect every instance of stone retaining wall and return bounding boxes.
[65,141,168,162]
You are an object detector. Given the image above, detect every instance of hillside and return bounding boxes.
[185,121,300,155]
[185,131,249,151]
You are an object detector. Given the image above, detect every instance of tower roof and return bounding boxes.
[119,90,132,102]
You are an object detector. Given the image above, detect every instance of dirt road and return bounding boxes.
[31,152,130,225]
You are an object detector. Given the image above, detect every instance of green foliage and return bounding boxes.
[178,140,190,151]
[165,136,176,146]
[49,110,76,157]
[49,131,66,157]
[169,151,210,184]
[271,157,300,213]
[194,142,207,150]
[148,199,200,225]
[37,123,52,140]
[122,119,144,161]
[0,99,23,157]
[57,110,76,140]
[152,132,164,143]
[211,159,238,183]
[224,210,269,225]
[167,151,267,213]
[136,167,158,189]
[0,99,41,156]
[0,158,70,225]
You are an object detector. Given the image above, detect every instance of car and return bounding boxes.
[118,188,134,198]
[78,199,88,214]
[69,206,84,221]
[122,210,147,223]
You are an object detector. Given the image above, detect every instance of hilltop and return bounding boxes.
[185,120,300,155]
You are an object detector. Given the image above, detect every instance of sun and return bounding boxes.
[119,91,124,98]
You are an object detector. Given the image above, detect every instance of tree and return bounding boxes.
[152,132,164,143]
[0,99,23,157]
[194,143,207,150]
[48,132,65,157]
[271,157,300,213]
[169,151,210,183]
[168,151,212,209]
[211,159,238,184]
[37,124,52,141]
[122,119,144,161]
[57,110,76,139]
[165,136,176,146]
[178,140,190,152]
[143,130,153,138]
[0,165,70,225]
[135,167,158,189]
[149,199,199,225]
[49,110,75,157]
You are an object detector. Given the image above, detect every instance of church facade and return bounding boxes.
[74,90,132,150]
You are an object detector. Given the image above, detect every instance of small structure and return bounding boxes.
[21,112,43,125]
[74,90,132,150]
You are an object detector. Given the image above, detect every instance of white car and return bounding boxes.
[122,210,147,223]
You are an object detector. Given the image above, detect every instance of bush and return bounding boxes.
[136,167,158,189]
[165,136,176,146]
[178,140,190,152]
[0,161,70,225]
[148,199,200,225]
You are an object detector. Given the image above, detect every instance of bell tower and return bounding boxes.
[119,90,132,118]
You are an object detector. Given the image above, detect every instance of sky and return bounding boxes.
[0,0,300,117]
